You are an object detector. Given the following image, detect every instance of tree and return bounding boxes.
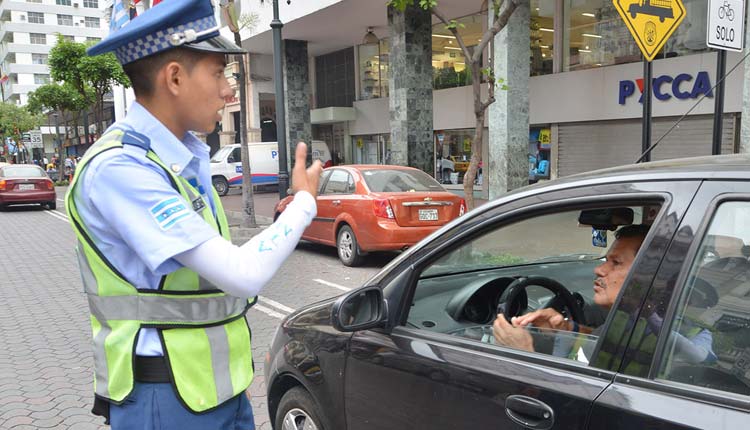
[27,83,89,179]
[48,35,130,138]
[0,103,44,163]
[389,0,521,209]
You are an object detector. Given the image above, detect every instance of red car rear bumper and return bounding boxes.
[0,190,57,205]
[358,219,442,251]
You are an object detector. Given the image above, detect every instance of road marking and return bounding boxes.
[314,278,351,292]
[251,304,286,320]
[45,210,69,222]
[57,198,65,203]
[258,296,295,313]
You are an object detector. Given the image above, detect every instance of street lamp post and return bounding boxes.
[53,113,61,181]
[271,0,290,199]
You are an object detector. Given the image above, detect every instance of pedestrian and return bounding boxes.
[64,1,323,429]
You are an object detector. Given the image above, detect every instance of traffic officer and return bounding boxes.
[65,0,323,428]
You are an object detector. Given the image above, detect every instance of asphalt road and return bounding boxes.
[0,189,392,429]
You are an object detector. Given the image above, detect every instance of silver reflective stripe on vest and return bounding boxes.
[205,325,235,402]
[183,183,210,218]
[76,243,99,295]
[88,293,247,323]
[92,320,112,399]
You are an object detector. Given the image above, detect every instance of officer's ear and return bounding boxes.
[163,61,187,97]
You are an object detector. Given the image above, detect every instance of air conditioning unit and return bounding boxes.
[73,2,79,7]
[20,15,25,21]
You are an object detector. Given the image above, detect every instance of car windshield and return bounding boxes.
[2,166,45,178]
[210,146,232,163]
[362,169,444,192]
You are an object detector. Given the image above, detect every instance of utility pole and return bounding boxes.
[271,0,290,199]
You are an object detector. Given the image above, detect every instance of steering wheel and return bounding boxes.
[496,276,585,324]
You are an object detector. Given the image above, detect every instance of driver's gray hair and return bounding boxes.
[615,224,650,240]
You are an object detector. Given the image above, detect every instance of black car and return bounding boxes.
[265,154,750,430]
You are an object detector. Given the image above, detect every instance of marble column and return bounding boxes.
[741,4,750,153]
[488,1,530,200]
[388,2,434,174]
[283,39,312,170]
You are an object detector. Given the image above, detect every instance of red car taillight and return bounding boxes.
[373,199,395,219]
[459,199,466,216]
[45,180,54,190]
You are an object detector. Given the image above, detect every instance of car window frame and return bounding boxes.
[318,169,333,195]
[627,182,750,408]
[364,181,701,370]
[322,168,353,195]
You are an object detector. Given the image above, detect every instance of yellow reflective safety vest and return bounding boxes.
[65,128,255,412]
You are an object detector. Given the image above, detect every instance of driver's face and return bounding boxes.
[593,236,643,308]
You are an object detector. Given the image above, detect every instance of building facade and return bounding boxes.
[237,0,748,200]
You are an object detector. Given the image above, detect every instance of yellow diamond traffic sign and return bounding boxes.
[613,0,686,62]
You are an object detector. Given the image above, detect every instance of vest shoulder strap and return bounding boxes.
[120,130,151,151]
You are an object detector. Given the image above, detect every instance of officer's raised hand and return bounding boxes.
[291,142,324,198]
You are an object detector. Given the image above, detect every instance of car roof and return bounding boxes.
[337,164,422,171]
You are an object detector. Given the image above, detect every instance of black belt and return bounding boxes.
[134,356,171,383]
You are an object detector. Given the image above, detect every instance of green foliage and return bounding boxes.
[78,52,130,98]
[389,0,437,12]
[433,66,472,90]
[0,102,44,145]
[445,19,465,30]
[26,83,88,116]
[48,35,89,97]
[54,180,70,186]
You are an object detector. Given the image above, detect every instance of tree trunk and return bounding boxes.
[462,65,485,210]
[234,32,257,228]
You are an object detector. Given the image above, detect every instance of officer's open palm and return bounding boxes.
[291,142,324,198]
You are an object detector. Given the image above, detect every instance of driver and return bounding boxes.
[492,225,716,365]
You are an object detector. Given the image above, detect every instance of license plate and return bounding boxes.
[418,209,438,221]
[18,184,34,191]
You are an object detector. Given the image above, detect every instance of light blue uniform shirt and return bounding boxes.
[74,102,221,356]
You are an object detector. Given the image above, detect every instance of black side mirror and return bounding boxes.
[578,208,634,231]
[331,286,387,332]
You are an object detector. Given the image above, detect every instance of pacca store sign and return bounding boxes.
[618,71,713,105]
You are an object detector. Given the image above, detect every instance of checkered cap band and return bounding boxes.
[114,15,217,64]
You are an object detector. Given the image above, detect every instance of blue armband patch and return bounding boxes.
[151,197,189,230]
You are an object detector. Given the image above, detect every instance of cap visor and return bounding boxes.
[184,35,245,55]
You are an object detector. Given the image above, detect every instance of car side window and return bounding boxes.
[318,170,332,195]
[658,201,750,396]
[323,170,351,195]
[227,148,241,163]
[407,204,660,364]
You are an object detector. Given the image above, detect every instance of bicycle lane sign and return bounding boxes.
[707,0,745,52]
[613,0,687,62]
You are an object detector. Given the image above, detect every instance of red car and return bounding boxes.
[275,165,466,266]
[0,164,57,210]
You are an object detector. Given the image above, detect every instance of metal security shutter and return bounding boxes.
[558,114,736,177]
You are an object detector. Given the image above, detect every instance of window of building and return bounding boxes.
[62,35,75,41]
[27,0,43,3]
[83,0,98,8]
[563,0,709,72]
[32,53,48,65]
[658,201,750,396]
[358,37,389,100]
[352,134,391,165]
[432,13,485,90]
[56,0,72,5]
[84,17,100,28]
[315,48,355,108]
[34,74,50,85]
[86,37,101,43]
[434,128,485,186]
[27,12,44,24]
[530,0,554,76]
[30,33,47,44]
[57,14,73,26]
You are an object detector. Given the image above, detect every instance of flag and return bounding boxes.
[110,0,130,32]
[0,75,8,84]
[152,0,162,5]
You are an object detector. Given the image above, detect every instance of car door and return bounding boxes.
[343,180,700,430]
[303,169,332,240]
[588,181,750,429]
[316,169,354,245]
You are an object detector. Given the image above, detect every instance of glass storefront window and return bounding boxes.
[432,13,485,90]
[564,0,709,71]
[529,127,551,184]
[358,39,390,100]
[434,129,481,186]
[352,134,391,164]
[531,0,554,76]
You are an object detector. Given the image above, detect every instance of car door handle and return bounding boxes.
[504,395,554,430]
[332,200,341,205]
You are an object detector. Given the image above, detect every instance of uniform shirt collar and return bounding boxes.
[121,101,209,176]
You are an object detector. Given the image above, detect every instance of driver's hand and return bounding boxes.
[512,308,571,331]
[493,315,534,352]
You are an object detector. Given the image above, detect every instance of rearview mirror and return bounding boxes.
[578,208,634,231]
[331,286,387,332]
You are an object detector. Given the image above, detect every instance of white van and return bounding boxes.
[210,141,331,196]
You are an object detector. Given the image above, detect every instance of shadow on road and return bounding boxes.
[296,241,400,268]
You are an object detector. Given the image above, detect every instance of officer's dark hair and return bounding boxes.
[122,47,205,98]
[614,224,650,241]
